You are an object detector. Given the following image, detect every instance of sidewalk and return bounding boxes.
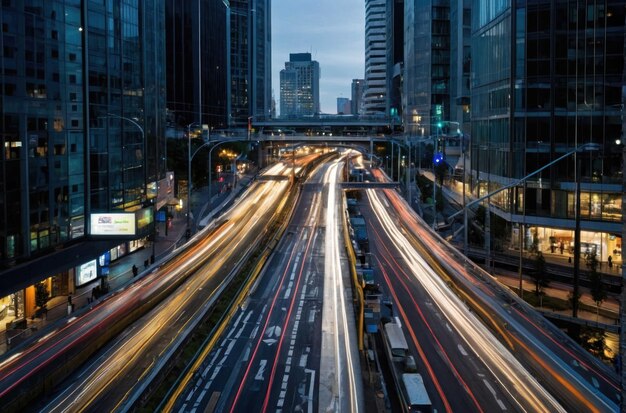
[0,171,255,356]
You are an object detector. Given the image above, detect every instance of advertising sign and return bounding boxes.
[136,207,154,230]
[76,259,97,286]
[90,213,136,236]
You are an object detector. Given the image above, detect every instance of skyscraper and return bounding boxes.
[337,97,352,115]
[351,79,365,116]
[363,0,387,115]
[470,1,624,266]
[165,0,229,130]
[386,0,404,123]
[0,1,166,315]
[279,53,320,118]
[229,0,272,126]
[404,0,451,135]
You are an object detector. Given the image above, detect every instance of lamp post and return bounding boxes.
[106,113,155,262]
[572,153,582,318]
[447,142,600,297]
[433,122,442,229]
[186,122,203,238]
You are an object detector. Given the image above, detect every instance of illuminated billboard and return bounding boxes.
[76,259,98,286]
[90,213,136,236]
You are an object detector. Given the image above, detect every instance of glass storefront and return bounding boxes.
[520,225,621,266]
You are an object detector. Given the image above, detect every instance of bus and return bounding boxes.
[401,373,432,412]
[382,320,409,363]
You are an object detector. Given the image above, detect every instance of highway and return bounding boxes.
[172,152,362,413]
[0,160,303,412]
[361,187,561,412]
[368,168,620,412]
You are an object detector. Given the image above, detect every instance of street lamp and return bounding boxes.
[186,122,202,237]
[447,142,600,297]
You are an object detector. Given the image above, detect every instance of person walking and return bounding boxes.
[608,255,613,268]
[132,264,138,277]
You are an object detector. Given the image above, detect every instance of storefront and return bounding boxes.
[519,225,621,266]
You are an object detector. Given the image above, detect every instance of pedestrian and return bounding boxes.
[67,293,73,315]
[144,259,149,269]
[608,255,613,268]
[559,242,564,255]
[132,264,138,277]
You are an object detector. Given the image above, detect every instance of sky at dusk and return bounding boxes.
[271,0,365,115]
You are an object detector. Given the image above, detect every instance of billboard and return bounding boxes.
[90,213,136,236]
[76,259,98,286]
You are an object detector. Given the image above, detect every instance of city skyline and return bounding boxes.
[271,0,364,114]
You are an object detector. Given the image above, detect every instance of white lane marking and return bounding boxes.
[255,359,267,381]
[305,369,316,413]
[458,344,468,356]
[483,379,507,410]
[299,354,308,368]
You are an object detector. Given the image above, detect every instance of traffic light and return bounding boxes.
[437,121,443,128]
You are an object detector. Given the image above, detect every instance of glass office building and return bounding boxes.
[404,0,451,136]
[229,0,271,125]
[471,0,624,264]
[165,0,229,130]
[0,0,166,317]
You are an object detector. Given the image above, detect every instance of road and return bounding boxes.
[173,152,362,413]
[361,187,563,412]
[0,161,299,412]
[368,168,620,412]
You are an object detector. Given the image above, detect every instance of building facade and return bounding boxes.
[449,0,471,133]
[0,1,166,318]
[386,0,404,124]
[351,78,365,116]
[363,0,387,115]
[337,97,351,115]
[404,0,451,136]
[165,0,229,131]
[279,53,320,118]
[229,0,272,126]
[470,0,624,265]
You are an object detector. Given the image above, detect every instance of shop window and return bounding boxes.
[4,140,21,159]
[30,230,38,251]
[602,194,622,221]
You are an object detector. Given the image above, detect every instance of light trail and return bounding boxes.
[367,188,566,413]
[370,227,482,413]
[323,157,360,413]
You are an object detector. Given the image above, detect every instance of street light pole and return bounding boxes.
[572,153,581,318]
[433,125,440,229]
[186,122,202,238]
[447,143,599,297]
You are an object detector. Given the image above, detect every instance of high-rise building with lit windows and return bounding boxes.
[0,1,166,317]
[470,1,624,267]
[363,0,387,115]
[229,0,272,125]
[279,53,320,118]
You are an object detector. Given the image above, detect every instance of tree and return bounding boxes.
[531,251,549,297]
[587,252,606,320]
[34,281,49,317]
